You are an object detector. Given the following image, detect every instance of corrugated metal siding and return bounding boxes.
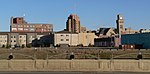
[121,33,150,49]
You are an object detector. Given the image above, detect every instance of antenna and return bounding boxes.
[73,0,77,14]
[22,13,26,24]
[23,13,26,17]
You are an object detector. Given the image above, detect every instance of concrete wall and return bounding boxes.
[0,60,150,72]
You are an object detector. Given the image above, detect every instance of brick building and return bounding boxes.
[10,17,53,32]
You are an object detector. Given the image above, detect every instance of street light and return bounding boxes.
[69,52,75,60]
[8,53,13,60]
[137,52,142,60]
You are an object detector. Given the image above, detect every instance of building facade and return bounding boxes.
[10,17,53,33]
[0,33,8,47]
[78,33,95,46]
[54,31,78,47]
[0,32,53,47]
[66,14,80,33]
[80,26,87,33]
[0,31,95,48]
[94,36,120,47]
[54,31,95,47]
[95,28,117,38]
[125,28,139,34]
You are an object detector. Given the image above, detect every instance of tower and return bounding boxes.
[66,14,80,33]
[11,17,26,25]
[116,14,124,35]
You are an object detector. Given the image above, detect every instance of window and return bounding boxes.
[19,18,22,20]
[12,28,17,31]
[20,36,22,38]
[120,25,123,29]
[24,25,26,27]
[3,36,6,38]
[61,39,64,41]
[18,25,20,27]
[61,35,63,36]
[18,28,23,30]
[24,28,28,31]
[12,25,17,27]
[14,40,16,42]
[30,28,35,31]
[66,35,69,36]
[20,25,23,27]
[66,39,69,41]
[29,25,31,27]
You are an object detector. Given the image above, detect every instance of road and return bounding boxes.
[0,72,150,74]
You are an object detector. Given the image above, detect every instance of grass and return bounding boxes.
[0,48,150,60]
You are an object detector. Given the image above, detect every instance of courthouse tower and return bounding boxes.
[66,14,80,33]
[116,14,125,35]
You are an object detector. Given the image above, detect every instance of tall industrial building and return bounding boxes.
[66,14,80,33]
[116,14,124,35]
[10,17,53,33]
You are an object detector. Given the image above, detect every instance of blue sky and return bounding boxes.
[0,0,150,31]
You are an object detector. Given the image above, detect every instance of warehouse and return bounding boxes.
[121,33,150,49]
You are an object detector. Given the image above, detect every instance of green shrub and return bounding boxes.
[88,43,94,47]
[26,44,32,48]
[6,45,11,49]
